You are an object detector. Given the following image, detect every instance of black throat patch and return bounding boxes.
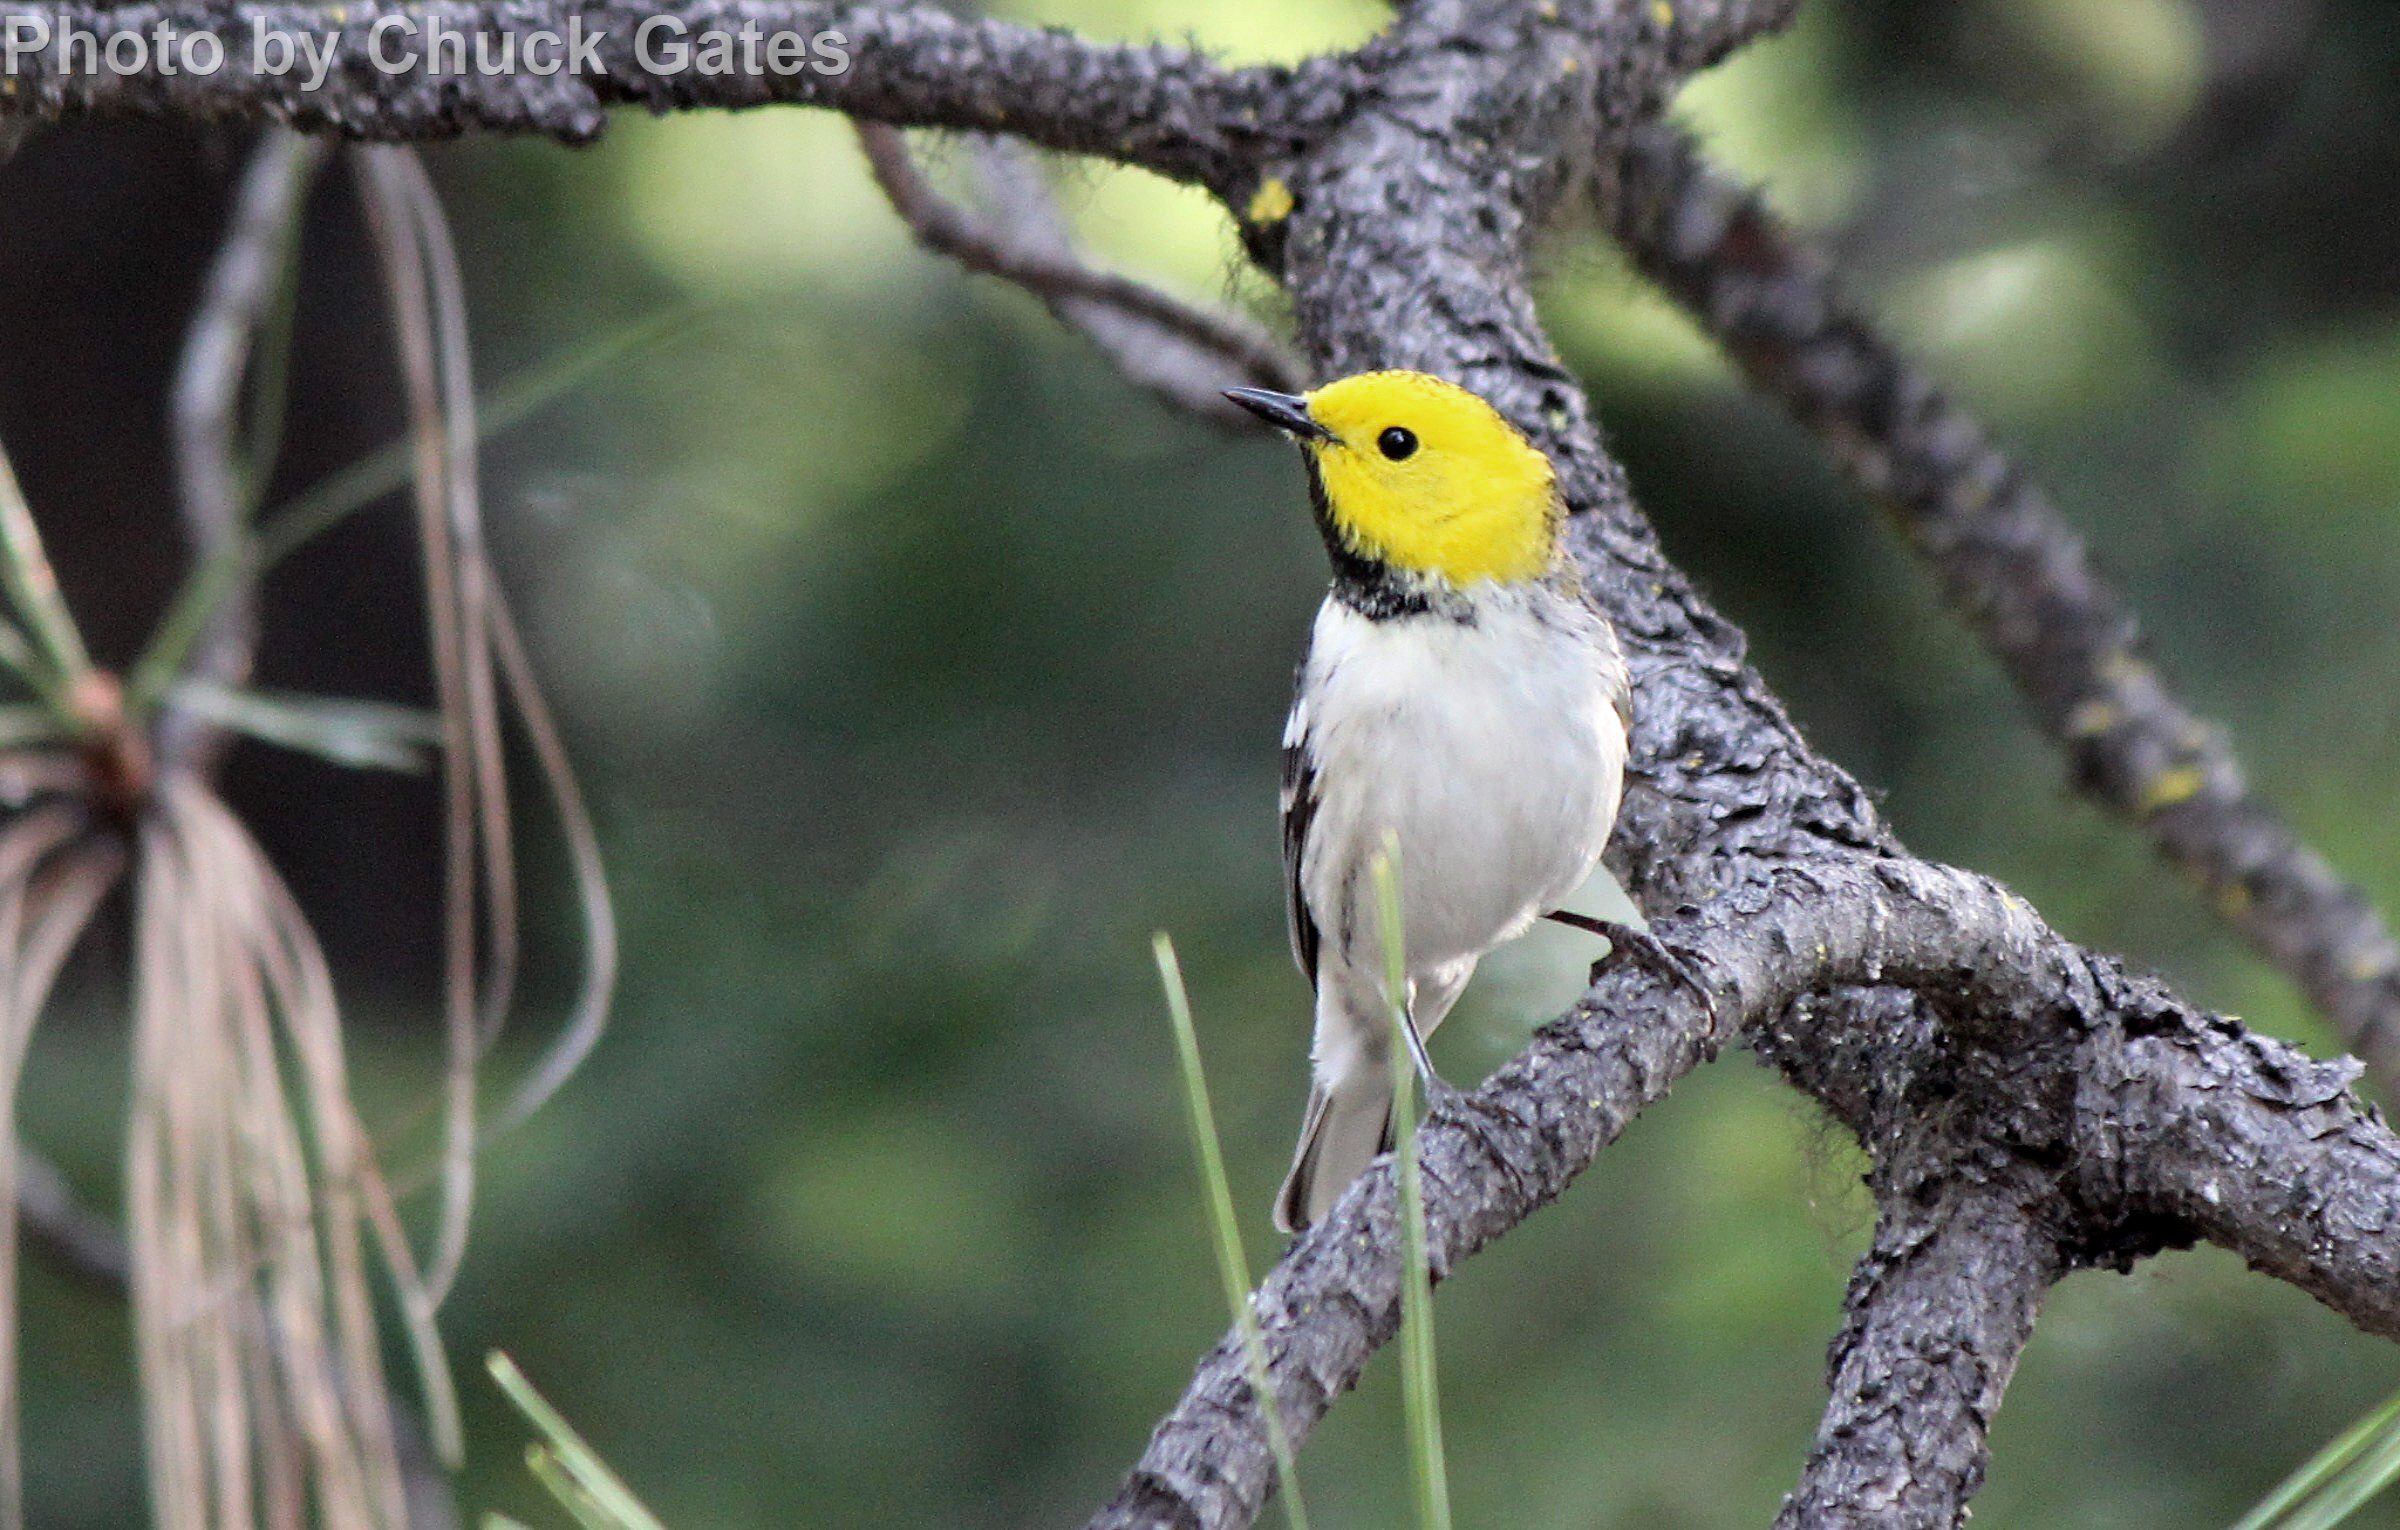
[1303,457,1461,621]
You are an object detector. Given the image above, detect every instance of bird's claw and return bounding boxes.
[1545,911,1719,1024]
[1395,1008,1452,1100]
[1416,1072,1466,1111]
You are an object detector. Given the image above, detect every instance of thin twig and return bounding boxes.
[857,123,1303,416]
[1605,121,2400,1098]
[151,130,327,768]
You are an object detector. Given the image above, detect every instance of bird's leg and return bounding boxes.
[1544,911,1719,1024]
[1396,999,1448,1098]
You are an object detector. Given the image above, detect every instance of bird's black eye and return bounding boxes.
[1377,426,1418,461]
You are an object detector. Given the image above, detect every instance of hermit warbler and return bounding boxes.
[1228,371,1643,1234]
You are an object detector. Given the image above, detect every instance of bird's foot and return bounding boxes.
[1544,911,1719,1024]
[1394,1011,1454,1103]
[1414,1071,1467,1112]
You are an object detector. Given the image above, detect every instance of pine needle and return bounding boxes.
[0,439,89,704]
[0,808,116,1528]
[488,1353,668,1530]
[1151,935,1311,1530]
[129,782,431,1529]
[2234,1386,2400,1530]
[1372,846,1452,1530]
[356,144,506,1309]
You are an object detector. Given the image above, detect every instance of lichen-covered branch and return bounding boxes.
[0,1,1326,191]
[1655,0,1806,71]
[1084,1,2397,1524]
[1091,846,2400,1528]
[2098,1008,2400,1332]
[1774,1189,2056,1529]
[1606,121,2400,1098]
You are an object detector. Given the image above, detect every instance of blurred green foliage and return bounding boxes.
[13,0,2400,1524]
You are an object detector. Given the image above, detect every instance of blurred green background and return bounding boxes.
[7,0,2400,1523]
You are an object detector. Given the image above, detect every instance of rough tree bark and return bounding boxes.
[5,3,2397,1528]
[1607,122,2400,1097]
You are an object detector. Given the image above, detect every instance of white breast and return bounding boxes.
[1292,586,1628,980]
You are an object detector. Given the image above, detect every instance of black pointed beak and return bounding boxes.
[1224,387,1334,442]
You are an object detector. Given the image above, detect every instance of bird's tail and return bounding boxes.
[1273,1072,1395,1235]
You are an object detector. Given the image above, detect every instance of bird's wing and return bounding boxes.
[1281,646,1324,992]
[1597,606,1633,739]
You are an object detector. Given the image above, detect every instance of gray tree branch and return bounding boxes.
[0,1,1325,191]
[158,127,325,771]
[855,123,1301,420]
[1773,1183,2056,1528]
[1088,0,2397,1522]
[1653,0,1805,71]
[1606,120,2400,1100]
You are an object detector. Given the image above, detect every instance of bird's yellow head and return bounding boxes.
[1228,371,1561,588]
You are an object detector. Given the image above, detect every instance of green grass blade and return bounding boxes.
[1152,934,1312,1530]
[489,1352,670,1530]
[2234,1386,2400,1530]
[2277,1433,2400,1530]
[1372,846,1453,1530]
[237,180,314,513]
[525,1447,620,1530]
[2227,1390,2400,1530]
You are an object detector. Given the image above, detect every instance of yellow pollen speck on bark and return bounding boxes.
[2137,765,2206,814]
[1651,0,1675,28]
[2065,700,2117,737]
[2099,650,2149,686]
[1247,178,1295,225]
